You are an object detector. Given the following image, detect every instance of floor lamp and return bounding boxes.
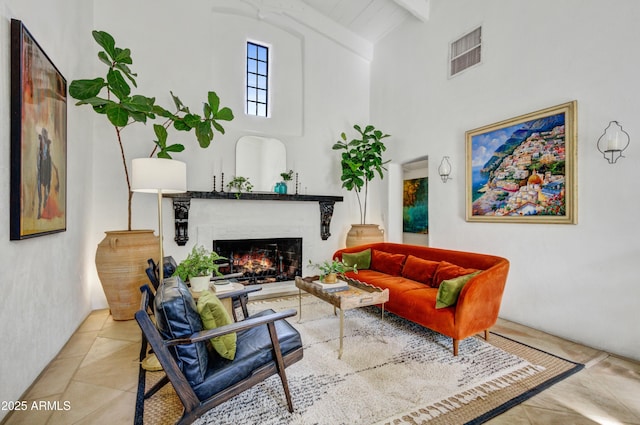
[131,158,187,285]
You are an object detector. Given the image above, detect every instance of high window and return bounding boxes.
[449,26,482,77]
[246,41,269,117]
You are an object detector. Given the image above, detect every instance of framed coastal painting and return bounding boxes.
[10,19,67,239]
[465,101,577,224]
[403,177,428,233]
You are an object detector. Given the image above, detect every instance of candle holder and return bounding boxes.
[597,121,630,164]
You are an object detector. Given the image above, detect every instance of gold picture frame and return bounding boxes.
[466,101,577,224]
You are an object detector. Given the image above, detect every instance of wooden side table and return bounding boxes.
[191,282,261,320]
[295,275,389,359]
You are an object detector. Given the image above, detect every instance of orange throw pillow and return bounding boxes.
[371,250,407,276]
[432,261,479,288]
[401,255,440,285]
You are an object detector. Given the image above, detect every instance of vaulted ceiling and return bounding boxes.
[301,0,430,44]
[213,0,430,61]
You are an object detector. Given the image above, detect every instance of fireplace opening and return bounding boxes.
[213,237,302,285]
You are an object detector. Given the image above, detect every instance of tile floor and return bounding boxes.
[2,294,639,425]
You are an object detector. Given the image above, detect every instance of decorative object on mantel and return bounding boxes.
[226,176,254,199]
[596,120,630,164]
[438,156,452,183]
[69,30,233,319]
[173,245,226,292]
[164,192,343,245]
[276,169,294,194]
[333,124,390,247]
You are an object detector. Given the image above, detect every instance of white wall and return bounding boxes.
[0,0,94,420]
[372,0,640,360]
[88,0,371,302]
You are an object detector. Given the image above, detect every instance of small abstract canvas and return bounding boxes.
[403,178,428,234]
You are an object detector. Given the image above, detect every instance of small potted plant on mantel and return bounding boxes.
[173,245,227,292]
[308,259,357,284]
[226,176,254,199]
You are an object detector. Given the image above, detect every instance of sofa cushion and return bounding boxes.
[432,261,479,288]
[401,255,440,285]
[371,250,406,276]
[196,291,237,360]
[341,248,371,270]
[436,271,481,308]
[154,276,208,387]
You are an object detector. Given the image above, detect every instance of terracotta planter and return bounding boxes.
[95,230,159,320]
[322,272,338,284]
[346,224,384,248]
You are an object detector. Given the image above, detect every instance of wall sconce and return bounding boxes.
[438,156,452,183]
[597,121,630,164]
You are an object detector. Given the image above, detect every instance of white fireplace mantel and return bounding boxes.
[164,191,343,246]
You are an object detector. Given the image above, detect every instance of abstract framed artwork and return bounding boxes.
[10,19,67,239]
[403,177,428,233]
[466,101,577,224]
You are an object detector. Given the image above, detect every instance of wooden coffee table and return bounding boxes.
[295,275,389,359]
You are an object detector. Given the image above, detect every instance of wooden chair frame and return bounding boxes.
[135,285,303,425]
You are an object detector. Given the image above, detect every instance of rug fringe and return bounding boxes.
[377,364,545,424]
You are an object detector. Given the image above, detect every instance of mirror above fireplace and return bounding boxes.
[235,136,286,192]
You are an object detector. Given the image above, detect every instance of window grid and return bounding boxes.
[247,42,269,117]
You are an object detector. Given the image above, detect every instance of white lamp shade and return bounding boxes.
[131,158,187,193]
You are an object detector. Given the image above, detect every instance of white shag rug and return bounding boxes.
[193,296,545,425]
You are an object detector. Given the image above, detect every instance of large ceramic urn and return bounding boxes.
[95,230,159,320]
[345,224,384,248]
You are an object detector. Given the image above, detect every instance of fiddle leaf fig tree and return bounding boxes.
[69,30,234,230]
[332,124,390,224]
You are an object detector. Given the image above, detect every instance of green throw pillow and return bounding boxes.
[342,248,371,270]
[196,291,237,360]
[435,271,481,309]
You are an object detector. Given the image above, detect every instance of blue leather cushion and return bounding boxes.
[192,309,302,400]
[154,276,208,386]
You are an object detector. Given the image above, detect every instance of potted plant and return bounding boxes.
[308,259,357,283]
[69,30,233,319]
[227,176,253,199]
[332,124,390,247]
[275,169,294,194]
[174,245,227,292]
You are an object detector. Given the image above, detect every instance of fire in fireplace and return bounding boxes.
[213,237,302,284]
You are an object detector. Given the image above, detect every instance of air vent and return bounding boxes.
[450,26,482,77]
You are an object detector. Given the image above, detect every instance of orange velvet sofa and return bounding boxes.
[333,242,509,356]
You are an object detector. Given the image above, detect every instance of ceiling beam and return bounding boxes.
[210,0,374,61]
[392,0,430,22]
